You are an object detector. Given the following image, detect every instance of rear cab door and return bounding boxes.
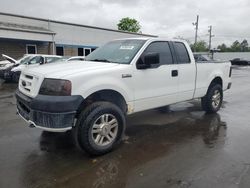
[172,41,196,101]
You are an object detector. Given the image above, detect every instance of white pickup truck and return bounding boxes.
[16,38,232,155]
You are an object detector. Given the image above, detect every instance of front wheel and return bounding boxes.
[75,102,126,156]
[201,84,223,113]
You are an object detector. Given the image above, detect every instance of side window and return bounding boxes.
[143,42,173,65]
[174,42,190,64]
[29,56,43,64]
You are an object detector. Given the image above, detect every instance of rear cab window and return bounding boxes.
[173,42,191,64]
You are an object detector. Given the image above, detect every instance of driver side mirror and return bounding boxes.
[137,52,160,69]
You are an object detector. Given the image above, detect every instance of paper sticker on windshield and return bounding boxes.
[120,46,134,50]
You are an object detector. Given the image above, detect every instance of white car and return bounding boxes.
[4,55,61,82]
[67,56,85,61]
[0,54,35,79]
[16,38,232,155]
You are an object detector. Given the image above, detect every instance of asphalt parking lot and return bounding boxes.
[0,67,250,188]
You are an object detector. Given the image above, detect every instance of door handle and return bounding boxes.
[172,70,178,77]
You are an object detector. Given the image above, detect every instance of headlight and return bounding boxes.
[39,78,72,96]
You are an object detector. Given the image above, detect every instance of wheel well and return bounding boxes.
[76,90,127,116]
[210,77,223,88]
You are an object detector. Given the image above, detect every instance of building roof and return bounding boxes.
[0,12,157,37]
[0,21,55,35]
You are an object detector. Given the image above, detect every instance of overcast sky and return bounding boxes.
[1,0,250,47]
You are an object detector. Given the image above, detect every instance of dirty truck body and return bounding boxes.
[15,38,232,155]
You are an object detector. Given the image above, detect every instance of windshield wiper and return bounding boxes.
[89,59,112,63]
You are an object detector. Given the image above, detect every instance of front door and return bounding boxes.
[133,41,179,112]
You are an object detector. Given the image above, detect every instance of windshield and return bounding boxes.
[19,56,34,64]
[85,39,146,64]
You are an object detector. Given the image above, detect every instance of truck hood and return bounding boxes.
[25,61,120,78]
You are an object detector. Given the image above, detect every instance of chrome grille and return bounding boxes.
[19,72,43,98]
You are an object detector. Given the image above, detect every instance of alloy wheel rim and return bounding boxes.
[212,90,221,109]
[91,114,118,146]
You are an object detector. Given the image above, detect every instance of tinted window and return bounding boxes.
[143,42,173,65]
[174,42,190,63]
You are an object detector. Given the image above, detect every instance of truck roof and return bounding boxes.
[113,37,187,43]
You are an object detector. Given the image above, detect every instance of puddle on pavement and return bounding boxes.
[17,110,228,188]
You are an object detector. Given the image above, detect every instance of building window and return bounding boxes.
[84,48,91,56]
[56,46,64,56]
[26,44,37,54]
[78,48,84,56]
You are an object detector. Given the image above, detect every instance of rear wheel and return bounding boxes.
[201,84,223,113]
[75,102,125,156]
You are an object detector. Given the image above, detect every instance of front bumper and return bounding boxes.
[3,70,12,80]
[15,89,84,132]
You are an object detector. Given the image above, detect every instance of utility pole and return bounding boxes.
[192,15,199,51]
[193,15,199,44]
[208,25,215,51]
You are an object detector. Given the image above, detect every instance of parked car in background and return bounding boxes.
[0,54,18,78]
[4,55,62,82]
[230,58,250,66]
[0,54,35,79]
[67,56,85,61]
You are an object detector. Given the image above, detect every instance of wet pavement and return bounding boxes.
[0,67,250,188]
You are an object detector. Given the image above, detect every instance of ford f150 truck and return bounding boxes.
[15,38,232,155]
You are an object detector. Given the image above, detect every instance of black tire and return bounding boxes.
[12,71,21,83]
[201,84,223,113]
[75,101,126,156]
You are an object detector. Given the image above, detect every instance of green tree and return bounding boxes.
[117,17,141,33]
[190,40,208,52]
[230,40,241,52]
[217,43,228,52]
[240,39,248,52]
